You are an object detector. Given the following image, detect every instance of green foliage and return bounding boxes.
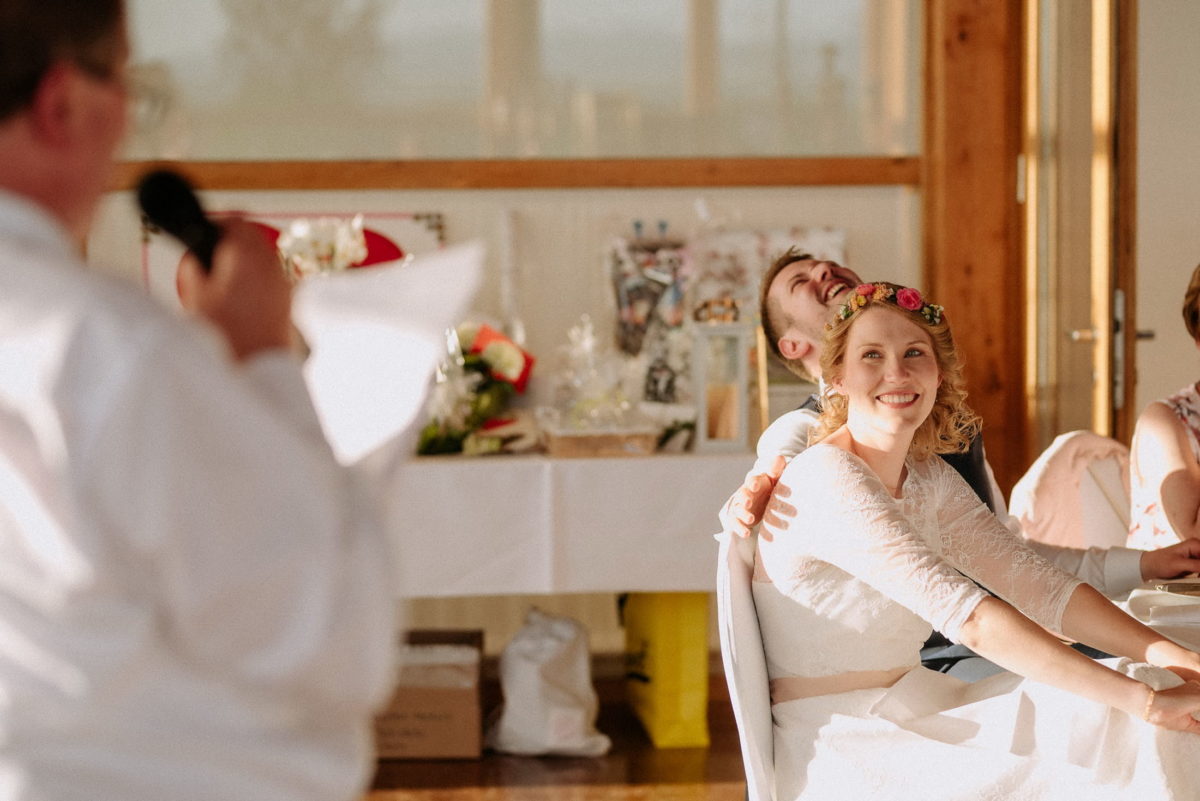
[417,354,517,455]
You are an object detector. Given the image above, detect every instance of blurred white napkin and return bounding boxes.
[291,242,482,464]
[1146,604,1200,627]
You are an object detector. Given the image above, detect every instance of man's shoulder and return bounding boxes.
[4,238,166,325]
[755,405,819,463]
[758,407,816,438]
[60,271,185,358]
[3,249,218,389]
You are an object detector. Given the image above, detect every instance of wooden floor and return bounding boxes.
[366,672,746,801]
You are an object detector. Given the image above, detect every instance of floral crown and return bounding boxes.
[829,282,944,329]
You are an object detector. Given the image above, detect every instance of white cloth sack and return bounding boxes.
[485,608,612,756]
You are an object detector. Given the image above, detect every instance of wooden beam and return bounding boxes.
[925,0,1026,493]
[111,156,920,192]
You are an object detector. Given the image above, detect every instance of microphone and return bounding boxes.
[136,169,221,272]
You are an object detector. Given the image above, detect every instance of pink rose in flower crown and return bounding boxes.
[855,283,875,296]
[896,288,924,311]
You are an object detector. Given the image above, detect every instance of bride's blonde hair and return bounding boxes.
[810,282,980,460]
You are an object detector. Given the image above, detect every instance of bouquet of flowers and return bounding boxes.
[418,323,536,455]
[276,215,368,279]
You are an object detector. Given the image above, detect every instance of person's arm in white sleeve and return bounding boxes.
[81,219,396,715]
[984,444,1200,596]
[1021,541,1143,599]
[984,450,1118,591]
[718,407,816,538]
[982,443,1147,597]
[750,407,817,474]
[239,349,330,449]
[933,458,1200,687]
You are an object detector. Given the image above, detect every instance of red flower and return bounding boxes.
[468,324,535,393]
[896,288,923,311]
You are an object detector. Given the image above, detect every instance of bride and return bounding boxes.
[754,282,1200,800]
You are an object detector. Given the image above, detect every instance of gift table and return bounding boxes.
[383,450,754,747]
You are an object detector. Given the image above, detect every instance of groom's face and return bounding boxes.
[767,259,861,374]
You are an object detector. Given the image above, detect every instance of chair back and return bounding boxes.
[716,532,775,801]
[1009,430,1131,549]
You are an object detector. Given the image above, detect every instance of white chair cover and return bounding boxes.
[1008,430,1131,549]
[716,532,775,801]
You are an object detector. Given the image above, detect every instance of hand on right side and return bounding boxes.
[177,218,293,362]
[1145,680,1200,734]
[719,454,787,540]
[1140,537,1200,582]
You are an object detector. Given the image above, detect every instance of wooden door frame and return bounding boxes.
[924,0,1137,491]
[1113,0,1138,444]
[924,0,1027,494]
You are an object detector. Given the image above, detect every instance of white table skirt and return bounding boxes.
[385,452,754,597]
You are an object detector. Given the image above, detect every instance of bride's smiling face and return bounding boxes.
[831,306,942,437]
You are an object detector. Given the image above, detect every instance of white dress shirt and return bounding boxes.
[0,190,396,801]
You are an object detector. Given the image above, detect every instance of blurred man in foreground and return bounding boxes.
[0,2,397,798]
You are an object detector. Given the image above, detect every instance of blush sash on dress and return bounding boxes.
[770,666,910,705]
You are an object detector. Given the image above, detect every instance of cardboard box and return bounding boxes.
[374,630,483,760]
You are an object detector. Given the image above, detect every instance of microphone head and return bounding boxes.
[137,169,203,229]
[136,169,220,270]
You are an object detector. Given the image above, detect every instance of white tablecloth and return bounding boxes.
[385,452,753,597]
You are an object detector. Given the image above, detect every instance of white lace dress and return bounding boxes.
[755,443,1199,801]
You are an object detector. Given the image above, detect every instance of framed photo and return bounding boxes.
[693,322,753,453]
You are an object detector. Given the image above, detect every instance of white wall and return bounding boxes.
[1136,1,1200,411]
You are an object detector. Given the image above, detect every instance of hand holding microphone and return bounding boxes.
[137,169,292,360]
[137,169,222,272]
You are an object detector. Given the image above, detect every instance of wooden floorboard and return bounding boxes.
[366,671,745,801]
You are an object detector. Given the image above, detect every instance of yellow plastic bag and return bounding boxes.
[622,591,710,747]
